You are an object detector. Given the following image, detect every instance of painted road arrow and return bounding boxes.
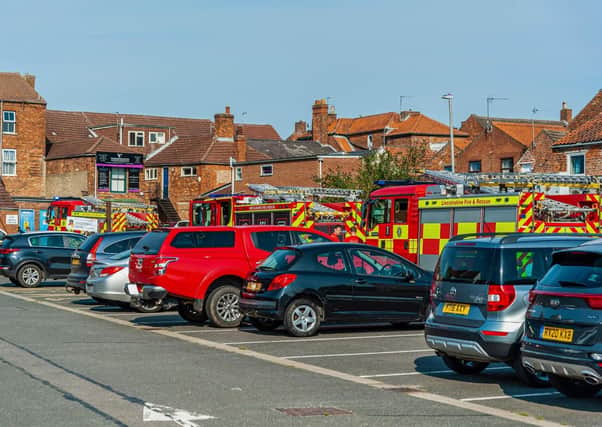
[143,402,215,426]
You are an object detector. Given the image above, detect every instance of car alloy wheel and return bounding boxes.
[206,284,243,328]
[18,264,44,288]
[292,305,317,333]
[216,292,240,323]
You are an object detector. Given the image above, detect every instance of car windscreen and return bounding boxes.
[258,249,299,272]
[435,246,497,284]
[541,251,602,289]
[78,234,102,252]
[132,231,169,255]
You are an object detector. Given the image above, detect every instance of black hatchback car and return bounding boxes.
[0,232,86,287]
[522,244,602,397]
[66,231,146,294]
[240,243,432,337]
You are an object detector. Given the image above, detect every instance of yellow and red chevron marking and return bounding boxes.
[517,192,534,232]
[292,203,306,227]
[111,213,127,232]
[147,213,159,230]
[345,202,364,239]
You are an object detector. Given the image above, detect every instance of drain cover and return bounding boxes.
[276,407,352,416]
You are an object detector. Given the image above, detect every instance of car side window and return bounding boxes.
[171,231,235,249]
[30,235,64,247]
[251,231,292,252]
[64,235,84,249]
[104,237,139,254]
[350,248,409,278]
[315,250,348,272]
[292,231,331,245]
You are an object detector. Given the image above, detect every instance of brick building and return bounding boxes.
[457,113,567,173]
[290,99,469,170]
[0,73,48,232]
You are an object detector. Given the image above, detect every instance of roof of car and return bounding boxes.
[160,225,333,235]
[447,233,602,248]
[7,231,83,238]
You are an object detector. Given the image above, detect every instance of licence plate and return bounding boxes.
[541,326,574,343]
[442,302,470,315]
[71,258,80,266]
[126,284,140,296]
[246,281,262,292]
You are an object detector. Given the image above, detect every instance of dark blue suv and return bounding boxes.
[522,242,602,397]
[0,232,86,287]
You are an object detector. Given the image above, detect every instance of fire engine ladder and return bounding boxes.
[247,184,363,201]
[81,196,155,210]
[536,197,594,222]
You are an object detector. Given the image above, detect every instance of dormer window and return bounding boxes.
[128,131,144,147]
[149,132,165,144]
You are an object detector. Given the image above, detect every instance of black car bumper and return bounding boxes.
[240,296,279,319]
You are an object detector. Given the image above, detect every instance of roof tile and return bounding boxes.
[0,73,45,104]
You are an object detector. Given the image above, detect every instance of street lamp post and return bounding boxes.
[441,93,455,172]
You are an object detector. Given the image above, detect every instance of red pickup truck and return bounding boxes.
[127,226,334,327]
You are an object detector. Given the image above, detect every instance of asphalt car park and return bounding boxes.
[1,280,600,427]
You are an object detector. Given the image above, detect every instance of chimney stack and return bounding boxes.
[235,126,247,162]
[327,105,337,129]
[560,101,572,124]
[214,106,235,141]
[23,74,35,88]
[294,120,307,136]
[311,99,329,144]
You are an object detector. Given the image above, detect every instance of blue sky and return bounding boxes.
[4,0,600,137]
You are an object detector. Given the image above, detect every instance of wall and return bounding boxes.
[46,157,93,197]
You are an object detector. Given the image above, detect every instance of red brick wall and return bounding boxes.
[95,126,171,156]
[532,133,565,173]
[457,125,526,173]
[550,146,602,175]
[1,102,46,197]
[46,157,94,197]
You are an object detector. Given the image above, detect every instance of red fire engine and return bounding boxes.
[189,185,363,237]
[362,170,602,270]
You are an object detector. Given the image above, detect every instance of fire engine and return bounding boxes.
[47,196,159,234]
[189,184,363,236]
[362,170,602,270]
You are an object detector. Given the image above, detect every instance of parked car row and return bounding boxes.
[426,233,602,398]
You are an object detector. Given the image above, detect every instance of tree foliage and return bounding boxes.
[316,144,426,197]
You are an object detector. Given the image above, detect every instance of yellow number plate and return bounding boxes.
[541,326,574,343]
[442,303,470,315]
[246,281,262,292]
[71,258,80,266]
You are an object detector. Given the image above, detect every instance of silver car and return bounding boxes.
[86,250,162,313]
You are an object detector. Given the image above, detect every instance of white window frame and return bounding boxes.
[149,131,165,144]
[468,160,481,173]
[260,164,273,176]
[235,167,243,181]
[566,151,586,175]
[2,149,16,176]
[2,111,16,134]
[500,157,514,173]
[367,134,373,149]
[181,167,197,177]
[144,168,158,181]
[110,168,126,193]
[128,131,144,147]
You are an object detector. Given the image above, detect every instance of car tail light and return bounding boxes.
[586,295,602,309]
[482,330,509,336]
[86,237,104,267]
[0,248,19,254]
[487,284,516,312]
[153,257,177,275]
[531,290,602,310]
[99,266,124,277]
[267,274,297,291]
[528,289,537,305]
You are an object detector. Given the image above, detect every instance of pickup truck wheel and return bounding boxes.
[177,303,208,324]
[249,317,281,331]
[206,284,242,328]
[136,300,163,313]
[284,298,321,337]
[17,264,44,288]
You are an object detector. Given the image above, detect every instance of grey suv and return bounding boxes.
[521,243,602,397]
[425,233,599,386]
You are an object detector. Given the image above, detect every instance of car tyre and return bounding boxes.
[177,303,208,324]
[249,317,281,331]
[549,374,602,398]
[206,284,242,328]
[512,358,548,387]
[441,355,489,375]
[17,264,44,288]
[284,298,321,337]
[136,300,163,313]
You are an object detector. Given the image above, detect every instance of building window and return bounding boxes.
[145,168,158,181]
[149,132,165,144]
[235,167,242,181]
[520,163,533,173]
[500,157,514,173]
[110,168,126,193]
[468,160,481,173]
[181,167,197,177]
[260,164,273,176]
[568,153,585,175]
[128,131,144,147]
[2,111,16,134]
[367,135,373,149]
[1,149,16,176]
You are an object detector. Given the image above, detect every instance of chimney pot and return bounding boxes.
[560,101,572,124]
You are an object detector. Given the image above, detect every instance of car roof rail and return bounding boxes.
[449,232,513,242]
[498,232,602,245]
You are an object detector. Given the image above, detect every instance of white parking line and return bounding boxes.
[135,320,188,325]
[226,333,424,345]
[360,366,513,378]
[284,349,433,359]
[461,391,561,402]
[174,327,258,333]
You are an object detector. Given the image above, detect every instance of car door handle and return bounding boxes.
[354,279,367,284]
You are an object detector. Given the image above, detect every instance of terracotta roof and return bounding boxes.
[491,120,566,147]
[239,124,280,140]
[0,73,45,104]
[245,139,335,162]
[567,90,602,132]
[387,112,469,137]
[145,135,215,166]
[47,136,140,160]
[332,135,354,152]
[553,112,602,147]
[329,113,397,135]
[0,178,17,209]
